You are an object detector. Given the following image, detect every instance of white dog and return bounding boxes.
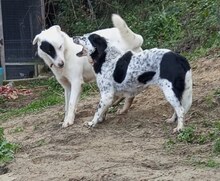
[32,14,143,127]
[74,33,192,133]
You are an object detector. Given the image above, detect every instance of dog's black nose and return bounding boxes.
[58,61,64,68]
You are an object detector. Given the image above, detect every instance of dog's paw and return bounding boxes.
[116,109,127,115]
[173,126,183,134]
[84,121,96,128]
[165,117,175,124]
[88,121,97,128]
[62,120,73,128]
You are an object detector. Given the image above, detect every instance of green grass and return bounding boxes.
[192,158,220,168]
[177,124,220,145]
[177,126,196,143]
[164,120,220,154]
[213,138,220,154]
[163,138,176,151]
[10,127,24,134]
[201,88,220,111]
[34,139,46,147]
[0,93,64,121]
[0,127,18,163]
[0,78,98,122]
[81,82,98,99]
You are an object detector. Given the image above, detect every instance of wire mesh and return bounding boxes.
[1,0,44,79]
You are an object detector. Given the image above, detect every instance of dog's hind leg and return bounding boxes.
[87,93,114,127]
[165,112,177,123]
[117,96,134,115]
[112,96,124,107]
[160,82,185,133]
[181,70,193,115]
[166,70,192,126]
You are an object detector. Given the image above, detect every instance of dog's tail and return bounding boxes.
[181,69,192,115]
[112,14,143,52]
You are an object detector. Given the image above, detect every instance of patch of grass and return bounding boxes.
[163,126,211,151]
[192,158,220,168]
[34,139,46,147]
[206,159,220,168]
[0,77,64,121]
[214,89,220,96]
[0,97,7,114]
[0,78,99,121]
[177,126,196,143]
[204,94,216,108]
[164,138,176,151]
[203,89,220,108]
[0,97,5,104]
[81,83,98,99]
[196,134,209,144]
[174,120,220,154]
[10,127,24,134]
[177,125,220,145]
[0,127,18,163]
[213,138,220,154]
[0,93,64,121]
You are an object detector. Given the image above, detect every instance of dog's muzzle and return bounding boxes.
[58,61,64,68]
[76,51,84,57]
[50,63,54,68]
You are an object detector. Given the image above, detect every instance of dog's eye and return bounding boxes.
[59,45,62,49]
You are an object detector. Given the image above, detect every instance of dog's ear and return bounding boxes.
[88,34,107,55]
[33,34,40,45]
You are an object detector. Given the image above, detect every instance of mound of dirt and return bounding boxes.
[1,57,220,181]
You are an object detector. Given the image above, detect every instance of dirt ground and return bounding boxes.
[1,57,220,181]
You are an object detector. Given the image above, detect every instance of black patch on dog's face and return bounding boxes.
[88,34,108,74]
[40,41,56,59]
[138,71,156,84]
[160,51,190,101]
[113,51,133,83]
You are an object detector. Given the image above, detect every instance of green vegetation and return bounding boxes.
[177,126,197,143]
[191,158,220,168]
[163,88,220,156]
[213,138,220,153]
[204,88,220,108]
[34,139,46,147]
[52,0,220,59]
[10,127,24,134]
[0,78,97,121]
[164,119,220,154]
[179,122,220,146]
[0,128,18,163]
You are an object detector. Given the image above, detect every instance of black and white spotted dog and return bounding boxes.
[73,34,192,133]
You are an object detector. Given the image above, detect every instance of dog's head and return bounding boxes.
[73,34,107,61]
[33,25,65,68]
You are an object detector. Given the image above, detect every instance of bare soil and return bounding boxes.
[1,57,220,181]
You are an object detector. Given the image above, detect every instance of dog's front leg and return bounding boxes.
[58,78,71,123]
[62,80,81,128]
[64,86,71,116]
[87,93,114,128]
